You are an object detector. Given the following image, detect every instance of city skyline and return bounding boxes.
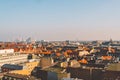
[0,0,120,41]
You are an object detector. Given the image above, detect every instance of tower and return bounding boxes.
[110,38,113,44]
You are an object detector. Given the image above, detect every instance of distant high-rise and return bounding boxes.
[26,37,31,43]
[66,40,70,45]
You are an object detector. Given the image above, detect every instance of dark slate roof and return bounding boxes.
[1,64,23,70]
[82,63,106,68]
[3,73,34,80]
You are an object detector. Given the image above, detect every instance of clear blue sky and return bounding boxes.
[0,0,120,41]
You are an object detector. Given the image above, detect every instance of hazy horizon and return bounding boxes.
[0,0,120,41]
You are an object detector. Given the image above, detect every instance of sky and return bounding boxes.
[0,0,120,41]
